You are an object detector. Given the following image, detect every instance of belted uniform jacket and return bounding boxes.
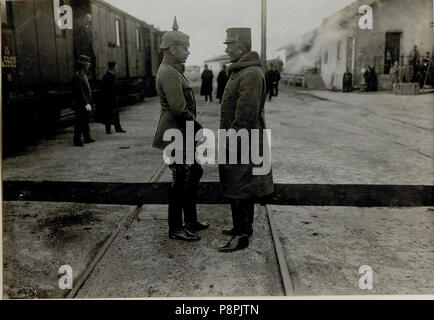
[219,51,274,199]
[153,60,202,150]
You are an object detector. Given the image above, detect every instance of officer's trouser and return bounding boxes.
[167,163,203,234]
[230,199,254,236]
[74,109,91,143]
[105,108,122,133]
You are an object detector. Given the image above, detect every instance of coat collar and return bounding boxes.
[228,51,261,74]
[162,55,183,73]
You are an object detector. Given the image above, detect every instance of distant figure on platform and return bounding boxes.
[389,61,399,89]
[71,55,95,147]
[200,64,214,102]
[102,62,126,134]
[342,68,353,92]
[399,58,413,83]
[216,65,229,104]
[364,65,378,91]
[265,64,274,100]
[272,65,281,97]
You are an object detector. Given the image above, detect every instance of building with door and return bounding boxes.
[281,0,434,90]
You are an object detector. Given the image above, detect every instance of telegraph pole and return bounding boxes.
[261,0,267,67]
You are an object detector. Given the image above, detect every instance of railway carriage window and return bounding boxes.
[115,19,121,47]
[136,28,141,51]
[1,0,13,29]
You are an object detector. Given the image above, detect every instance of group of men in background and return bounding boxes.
[200,62,281,103]
[71,56,125,147]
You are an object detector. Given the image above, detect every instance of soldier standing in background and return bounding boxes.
[152,17,209,241]
[218,28,274,252]
[272,64,281,97]
[265,64,274,101]
[102,61,126,134]
[389,61,399,89]
[216,65,229,104]
[342,68,353,92]
[71,55,95,147]
[200,64,214,102]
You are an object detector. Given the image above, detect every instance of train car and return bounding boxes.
[1,0,163,150]
[1,0,76,145]
[71,0,163,102]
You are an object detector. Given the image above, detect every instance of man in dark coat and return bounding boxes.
[216,65,229,104]
[265,64,274,101]
[152,17,209,241]
[342,68,353,92]
[71,55,95,146]
[101,61,125,134]
[272,65,281,97]
[218,28,274,252]
[200,64,214,102]
[369,65,378,91]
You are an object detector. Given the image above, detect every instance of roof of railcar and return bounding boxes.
[92,0,163,32]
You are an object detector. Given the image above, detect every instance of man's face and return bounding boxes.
[171,45,190,64]
[225,42,243,62]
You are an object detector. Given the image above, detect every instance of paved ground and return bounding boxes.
[2,86,433,298]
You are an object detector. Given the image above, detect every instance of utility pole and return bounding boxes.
[261,0,267,67]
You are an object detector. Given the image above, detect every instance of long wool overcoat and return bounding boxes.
[219,51,274,199]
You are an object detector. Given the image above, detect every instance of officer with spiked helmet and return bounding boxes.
[152,17,209,241]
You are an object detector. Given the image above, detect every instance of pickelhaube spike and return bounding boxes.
[160,16,190,49]
[172,16,179,31]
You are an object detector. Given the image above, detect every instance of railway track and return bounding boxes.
[65,100,295,298]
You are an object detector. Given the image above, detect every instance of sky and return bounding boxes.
[105,0,355,66]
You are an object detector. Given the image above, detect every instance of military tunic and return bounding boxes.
[153,58,203,233]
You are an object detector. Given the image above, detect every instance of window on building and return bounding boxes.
[337,40,341,61]
[136,27,141,51]
[115,19,121,47]
[1,0,13,29]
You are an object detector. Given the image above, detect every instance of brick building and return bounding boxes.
[282,0,434,90]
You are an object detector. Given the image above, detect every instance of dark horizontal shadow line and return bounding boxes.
[3,181,433,207]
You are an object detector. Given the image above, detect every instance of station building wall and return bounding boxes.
[305,0,433,90]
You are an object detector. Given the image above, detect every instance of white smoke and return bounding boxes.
[285,0,382,74]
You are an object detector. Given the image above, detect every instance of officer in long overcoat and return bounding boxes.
[152,17,209,241]
[218,28,274,252]
[216,65,229,104]
[200,64,214,102]
[101,61,125,134]
[71,55,95,146]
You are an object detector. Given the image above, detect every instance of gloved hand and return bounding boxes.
[85,104,92,112]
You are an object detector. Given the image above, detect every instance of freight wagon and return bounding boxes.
[1,0,164,150]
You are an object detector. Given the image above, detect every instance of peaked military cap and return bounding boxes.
[160,16,190,49]
[223,28,251,44]
[77,55,91,65]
